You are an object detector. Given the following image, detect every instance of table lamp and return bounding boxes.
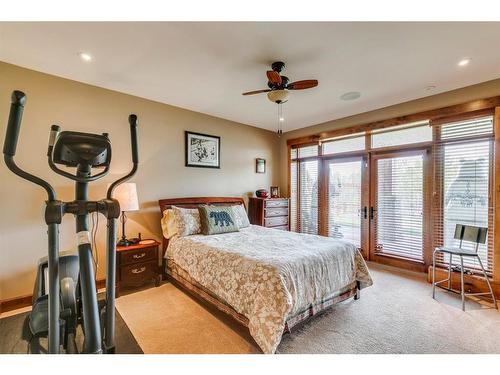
[114,182,139,246]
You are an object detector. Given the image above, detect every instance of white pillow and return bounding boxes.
[171,206,201,237]
[160,209,178,239]
[232,204,250,228]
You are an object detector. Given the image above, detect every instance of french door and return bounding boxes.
[324,156,369,258]
[321,149,431,270]
[369,149,431,271]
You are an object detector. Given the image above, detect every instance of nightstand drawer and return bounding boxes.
[265,216,288,227]
[120,246,156,265]
[121,260,157,286]
[265,207,288,218]
[265,199,288,208]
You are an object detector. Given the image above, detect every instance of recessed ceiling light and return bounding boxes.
[279,117,284,122]
[458,58,471,67]
[340,92,361,101]
[78,52,92,62]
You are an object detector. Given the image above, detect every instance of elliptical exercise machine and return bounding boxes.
[3,90,139,354]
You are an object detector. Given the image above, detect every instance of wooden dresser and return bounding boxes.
[116,240,161,296]
[248,197,289,231]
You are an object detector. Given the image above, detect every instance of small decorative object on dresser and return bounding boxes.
[255,189,269,198]
[185,131,220,168]
[116,240,161,296]
[270,186,280,198]
[255,158,266,173]
[248,197,289,231]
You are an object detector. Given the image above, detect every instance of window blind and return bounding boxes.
[299,159,319,234]
[374,154,424,260]
[290,144,319,234]
[327,160,362,247]
[298,145,319,158]
[433,116,494,273]
[322,132,365,155]
[290,161,298,232]
[371,121,432,149]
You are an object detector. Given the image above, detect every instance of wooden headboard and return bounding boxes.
[157,196,246,257]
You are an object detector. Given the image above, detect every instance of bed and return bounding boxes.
[158,197,373,353]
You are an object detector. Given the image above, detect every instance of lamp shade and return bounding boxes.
[114,182,139,212]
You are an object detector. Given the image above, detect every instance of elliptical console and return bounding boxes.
[3,90,139,354]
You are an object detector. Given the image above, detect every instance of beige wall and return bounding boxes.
[279,78,500,195]
[0,62,280,300]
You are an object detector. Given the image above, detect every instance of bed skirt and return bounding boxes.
[166,261,358,337]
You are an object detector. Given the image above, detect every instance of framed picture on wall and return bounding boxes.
[185,131,220,168]
[270,186,280,198]
[256,158,266,173]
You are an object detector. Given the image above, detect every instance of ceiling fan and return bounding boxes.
[242,61,318,103]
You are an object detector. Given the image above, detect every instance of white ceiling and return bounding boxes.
[1,22,499,132]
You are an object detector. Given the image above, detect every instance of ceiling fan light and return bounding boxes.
[267,89,290,104]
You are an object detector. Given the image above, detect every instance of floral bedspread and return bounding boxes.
[166,225,373,353]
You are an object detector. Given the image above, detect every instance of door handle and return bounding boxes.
[370,206,376,220]
[363,206,368,219]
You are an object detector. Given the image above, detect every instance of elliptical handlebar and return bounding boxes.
[3,90,26,157]
[129,114,139,165]
[3,91,56,201]
[47,125,60,157]
[106,114,139,199]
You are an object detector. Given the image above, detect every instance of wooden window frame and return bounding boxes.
[287,96,500,282]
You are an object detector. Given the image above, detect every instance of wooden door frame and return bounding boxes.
[368,147,432,273]
[322,155,370,259]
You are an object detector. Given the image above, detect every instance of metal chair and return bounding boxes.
[432,224,497,311]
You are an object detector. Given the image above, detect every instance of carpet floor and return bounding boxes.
[115,262,500,354]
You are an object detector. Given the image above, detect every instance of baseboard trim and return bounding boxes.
[0,278,106,315]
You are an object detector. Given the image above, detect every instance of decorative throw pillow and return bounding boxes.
[160,209,178,239]
[171,206,201,237]
[198,205,240,235]
[232,204,250,228]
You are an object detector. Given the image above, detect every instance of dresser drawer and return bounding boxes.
[120,246,156,265]
[271,225,289,231]
[264,199,288,208]
[265,207,288,218]
[264,216,288,227]
[120,260,157,286]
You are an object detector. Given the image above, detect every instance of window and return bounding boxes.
[326,159,363,247]
[290,144,319,234]
[322,132,365,155]
[290,161,298,232]
[299,160,319,234]
[374,154,424,260]
[371,121,432,148]
[297,145,318,158]
[434,116,494,273]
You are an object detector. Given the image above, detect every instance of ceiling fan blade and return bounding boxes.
[266,71,282,85]
[242,89,271,96]
[288,79,318,90]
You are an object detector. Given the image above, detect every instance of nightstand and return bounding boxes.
[116,240,161,296]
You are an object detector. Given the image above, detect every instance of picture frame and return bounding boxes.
[255,158,266,173]
[185,131,220,169]
[270,186,280,198]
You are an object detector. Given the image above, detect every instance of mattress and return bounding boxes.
[166,225,373,353]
